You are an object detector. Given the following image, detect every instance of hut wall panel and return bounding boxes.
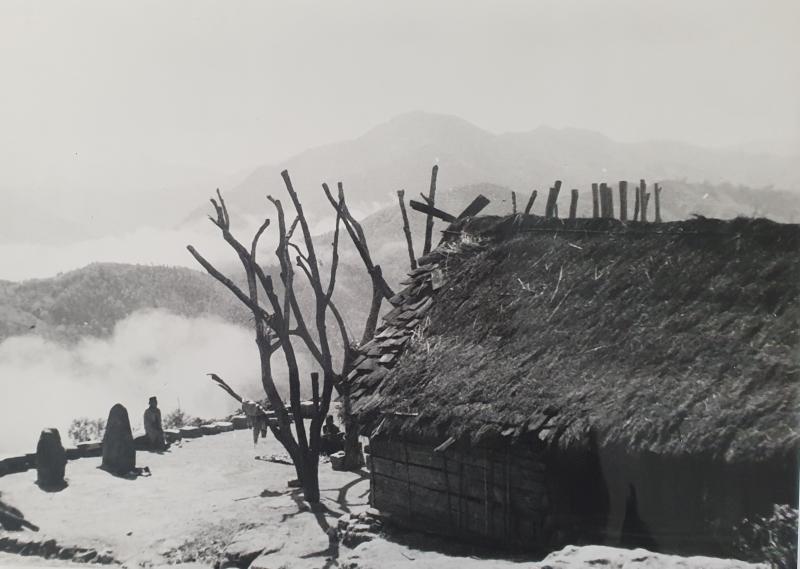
[372,473,515,541]
[371,439,545,473]
[369,438,548,546]
[371,455,546,504]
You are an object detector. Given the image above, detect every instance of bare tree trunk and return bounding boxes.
[361,282,384,346]
[340,384,363,470]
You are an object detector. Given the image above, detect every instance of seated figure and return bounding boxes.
[321,415,344,456]
[143,396,167,451]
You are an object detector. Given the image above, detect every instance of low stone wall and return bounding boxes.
[0,417,249,479]
[0,534,117,564]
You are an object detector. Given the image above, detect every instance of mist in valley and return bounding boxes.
[0,310,310,455]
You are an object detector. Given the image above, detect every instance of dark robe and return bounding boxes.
[143,406,166,451]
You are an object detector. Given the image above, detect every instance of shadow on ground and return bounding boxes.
[0,492,39,531]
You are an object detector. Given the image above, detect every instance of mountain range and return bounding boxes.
[3,111,800,346]
[186,111,800,227]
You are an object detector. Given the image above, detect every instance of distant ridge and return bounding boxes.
[185,111,800,226]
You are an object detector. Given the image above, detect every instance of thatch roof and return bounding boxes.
[348,215,800,462]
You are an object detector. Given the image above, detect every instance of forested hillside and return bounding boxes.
[0,263,248,343]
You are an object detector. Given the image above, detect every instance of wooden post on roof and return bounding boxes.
[598,183,608,219]
[511,191,517,214]
[591,183,599,218]
[456,195,491,219]
[607,184,615,219]
[599,183,608,218]
[422,165,438,256]
[633,183,641,221]
[396,190,417,270]
[524,190,538,215]
[640,179,648,222]
[654,183,662,222]
[619,181,628,221]
[310,372,320,416]
[545,181,561,218]
[569,189,578,219]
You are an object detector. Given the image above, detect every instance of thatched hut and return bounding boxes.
[347,215,799,556]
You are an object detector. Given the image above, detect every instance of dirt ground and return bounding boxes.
[0,430,369,567]
[0,431,767,569]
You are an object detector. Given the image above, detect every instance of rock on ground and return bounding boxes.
[536,545,768,568]
[223,528,285,568]
[339,541,768,569]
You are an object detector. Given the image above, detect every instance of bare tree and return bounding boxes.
[187,168,407,500]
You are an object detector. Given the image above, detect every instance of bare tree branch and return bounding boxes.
[325,195,343,301]
[321,182,395,300]
[250,218,271,262]
[186,246,271,323]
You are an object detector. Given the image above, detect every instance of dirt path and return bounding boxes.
[0,431,369,567]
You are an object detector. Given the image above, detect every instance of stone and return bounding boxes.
[164,428,182,443]
[214,421,234,432]
[329,451,347,471]
[0,455,30,475]
[231,415,249,429]
[94,552,116,564]
[342,529,373,548]
[58,546,79,559]
[200,423,220,435]
[64,446,81,459]
[179,426,202,438]
[75,549,97,562]
[298,401,316,419]
[76,439,103,457]
[337,514,352,531]
[101,403,136,475]
[223,528,284,568]
[36,428,67,488]
[133,431,150,450]
[250,553,327,569]
[39,539,59,558]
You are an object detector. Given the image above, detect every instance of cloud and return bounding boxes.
[0,218,266,281]
[0,197,389,282]
[0,310,310,455]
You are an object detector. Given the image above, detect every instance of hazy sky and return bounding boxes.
[0,0,798,279]
[1,0,797,199]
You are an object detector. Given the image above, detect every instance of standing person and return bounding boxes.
[143,396,167,451]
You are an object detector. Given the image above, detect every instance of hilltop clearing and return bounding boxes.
[0,431,767,568]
